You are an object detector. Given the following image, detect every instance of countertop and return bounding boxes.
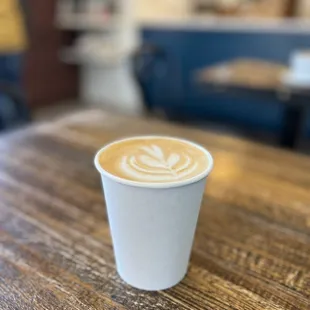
[139,16,310,33]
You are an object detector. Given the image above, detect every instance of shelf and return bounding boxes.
[56,13,118,30]
[138,16,310,33]
[60,48,128,66]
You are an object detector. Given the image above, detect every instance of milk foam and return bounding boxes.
[120,144,198,182]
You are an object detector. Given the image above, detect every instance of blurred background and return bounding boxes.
[2,0,310,152]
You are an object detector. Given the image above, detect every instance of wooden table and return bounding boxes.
[197,80,310,150]
[1,110,310,309]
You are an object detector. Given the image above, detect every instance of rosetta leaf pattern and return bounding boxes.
[140,155,165,168]
[138,145,182,176]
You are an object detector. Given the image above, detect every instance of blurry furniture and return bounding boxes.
[0,109,309,309]
[0,82,31,130]
[141,26,310,141]
[198,59,310,148]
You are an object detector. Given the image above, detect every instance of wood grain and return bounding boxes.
[0,109,310,309]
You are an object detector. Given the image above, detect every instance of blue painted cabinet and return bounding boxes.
[142,27,310,136]
[141,29,186,113]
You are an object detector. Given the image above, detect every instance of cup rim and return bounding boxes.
[94,136,214,189]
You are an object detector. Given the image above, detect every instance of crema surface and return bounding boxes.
[98,138,210,183]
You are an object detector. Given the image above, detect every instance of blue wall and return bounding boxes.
[142,28,310,136]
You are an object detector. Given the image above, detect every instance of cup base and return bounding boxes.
[117,269,187,291]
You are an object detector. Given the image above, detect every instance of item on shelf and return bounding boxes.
[135,0,191,20]
[237,0,289,18]
[193,0,242,15]
[57,0,117,30]
[62,0,112,15]
[86,0,108,15]
[297,0,310,17]
[193,0,290,18]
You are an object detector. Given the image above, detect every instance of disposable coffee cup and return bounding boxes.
[94,136,213,291]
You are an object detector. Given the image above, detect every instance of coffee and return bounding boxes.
[98,137,210,183]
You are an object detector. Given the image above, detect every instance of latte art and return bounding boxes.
[121,145,198,182]
[98,137,210,184]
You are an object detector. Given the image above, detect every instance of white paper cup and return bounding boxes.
[94,136,213,291]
